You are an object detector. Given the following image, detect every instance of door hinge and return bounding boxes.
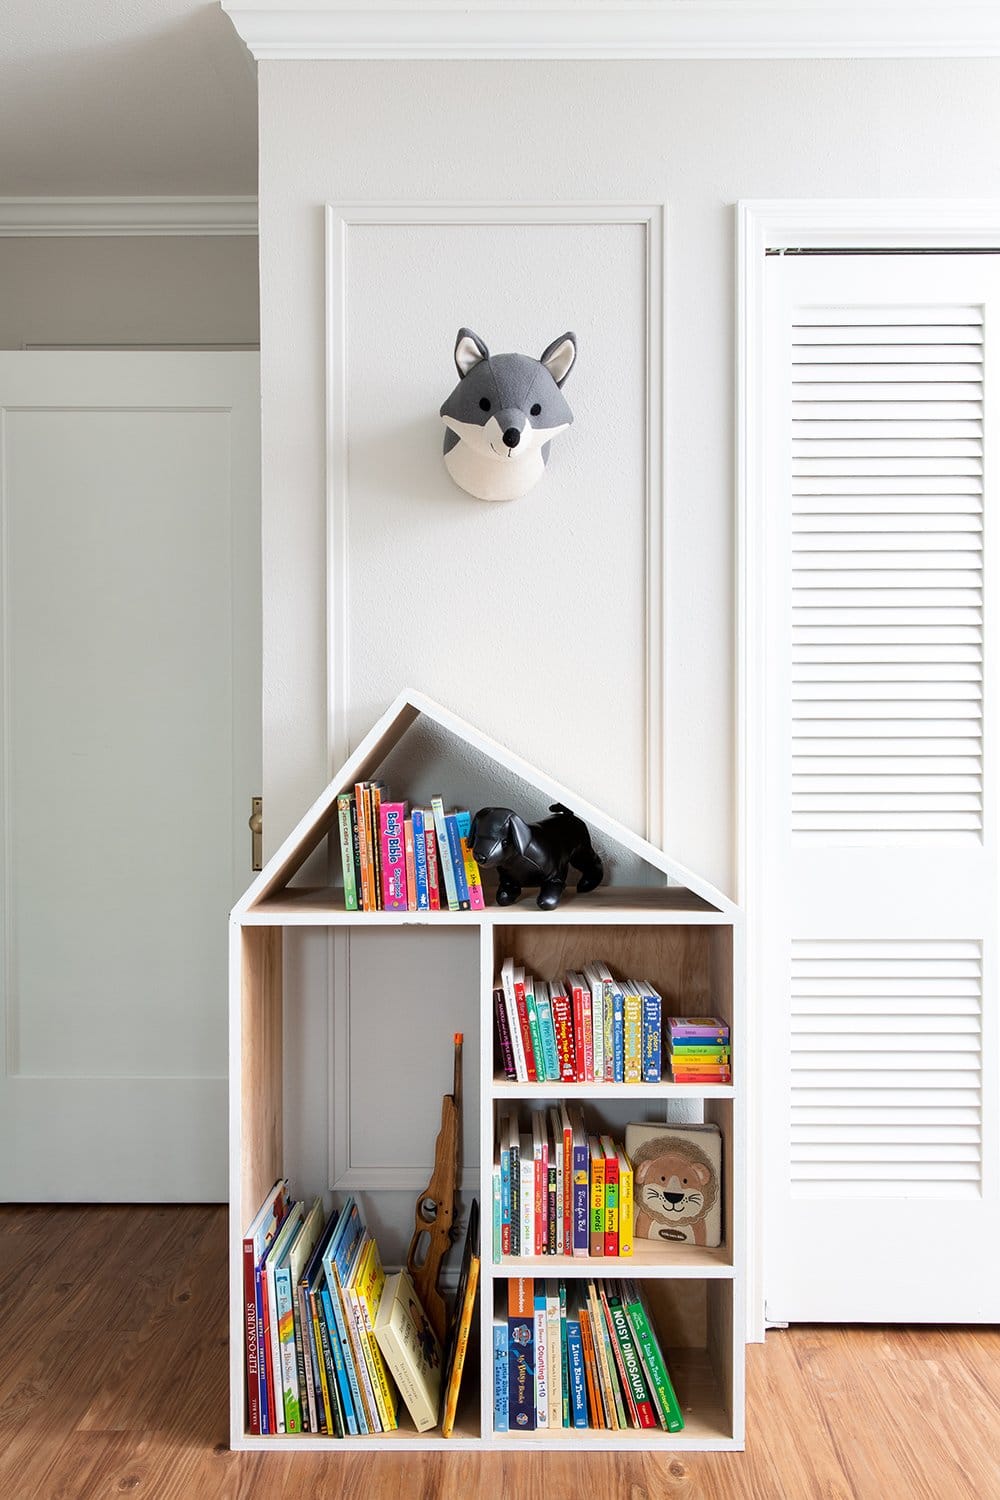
[249,796,263,871]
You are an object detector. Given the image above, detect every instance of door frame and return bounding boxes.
[736,198,1000,1340]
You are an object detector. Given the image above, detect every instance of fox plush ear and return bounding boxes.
[454,328,490,377]
[540,332,577,387]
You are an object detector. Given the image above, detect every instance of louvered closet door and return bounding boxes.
[760,255,999,1321]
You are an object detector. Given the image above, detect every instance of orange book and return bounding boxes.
[577,1308,603,1428]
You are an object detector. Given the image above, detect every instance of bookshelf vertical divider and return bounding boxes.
[228,690,746,1453]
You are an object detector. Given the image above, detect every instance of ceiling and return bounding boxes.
[0,1,257,196]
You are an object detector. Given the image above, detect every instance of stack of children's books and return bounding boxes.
[495,1277,684,1433]
[667,1017,731,1083]
[494,958,663,1085]
[242,1186,401,1436]
[338,782,485,912]
[493,1105,634,1262]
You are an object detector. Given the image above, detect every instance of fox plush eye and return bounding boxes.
[530,403,541,416]
[479,397,491,412]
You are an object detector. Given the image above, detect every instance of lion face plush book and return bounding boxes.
[623,1122,722,1249]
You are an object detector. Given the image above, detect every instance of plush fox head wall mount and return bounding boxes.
[440,327,576,501]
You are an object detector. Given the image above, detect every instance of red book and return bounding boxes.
[513,965,538,1083]
[567,972,588,1082]
[425,823,441,910]
[241,1179,289,1436]
[549,981,576,1082]
[601,1136,620,1257]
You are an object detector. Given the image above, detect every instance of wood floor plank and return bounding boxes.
[1,1206,998,1500]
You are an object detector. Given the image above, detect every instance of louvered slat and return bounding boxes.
[789,940,983,1197]
[790,306,984,842]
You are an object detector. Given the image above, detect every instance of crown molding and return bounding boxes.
[221,2,1000,61]
[0,198,259,237]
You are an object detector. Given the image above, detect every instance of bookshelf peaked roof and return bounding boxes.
[233,689,737,917]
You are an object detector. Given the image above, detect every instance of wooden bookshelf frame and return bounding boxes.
[229,690,745,1452]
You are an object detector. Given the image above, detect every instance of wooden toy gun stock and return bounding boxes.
[406,1031,462,1345]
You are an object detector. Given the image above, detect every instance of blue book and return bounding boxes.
[569,1108,589,1255]
[445,813,471,908]
[640,981,662,1083]
[559,1281,570,1427]
[492,1165,502,1262]
[566,1321,588,1428]
[500,1129,511,1256]
[535,980,560,1083]
[321,1198,368,1433]
[493,1322,510,1431]
[320,1282,361,1433]
[411,807,430,910]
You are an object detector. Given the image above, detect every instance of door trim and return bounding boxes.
[737,199,1000,1341]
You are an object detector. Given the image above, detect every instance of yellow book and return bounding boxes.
[622,979,643,1083]
[352,1238,398,1430]
[618,1146,634,1258]
[441,1200,480,1439]
[588,1136,605,1257]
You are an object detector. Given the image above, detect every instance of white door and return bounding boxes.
[0,352,260,1201]
[757,256,999,1320]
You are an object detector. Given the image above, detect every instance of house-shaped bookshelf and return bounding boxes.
[229,689,745,1453]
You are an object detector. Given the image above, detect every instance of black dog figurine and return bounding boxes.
[468,803,604,910]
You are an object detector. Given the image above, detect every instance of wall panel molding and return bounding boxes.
[0,197,258,237]
[325,200,667,845]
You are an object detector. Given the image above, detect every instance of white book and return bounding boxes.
[583,962,608,1084]
[545,1280,562,1428]
[519,1133,535,1259]
[534,1290,548,1428]
[500,956,528,1083]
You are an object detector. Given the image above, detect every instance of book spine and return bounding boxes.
[369,784,384,910]
[570,979,587,1081]
[612,986,625,1083]
[493,1322,509,1432]
[619,1154,634,1258]
[354,784,373,912]
[603,1150,620,1258]
[642,990,662,1083]
[509,1133,520,1257]
[431,797,460,911]
[603,980,614,1083]
[507,1279,535,1431]
[566,1321,588,1428]
[309,1287,335,1435]
[403,817,417,912]
[343,1287,383,1432]
[323,1283,364,1434]
[622,1286,685,1432]
[533,1290,548,1428]
[560,1113,572,1255]
[410,807,431,910]
[493,1164,502,1261]
[316,1292,346,1438]
[242,1238,262,1435]
[607,1294,657,1428]
[440,1253,480,1439]
[513,975,538,1084]
[424,823,442,909]
[379,801,408,911]
[580,984,595,1082]
[500,1126,512,1256]
[559,1280,570,1428]
[337,793,358,911]
[494,988,517,1081]
[600,1284,640,1428]
[572,1136,589,1257]
[545,1283,562,1429]
[461,835,486,910]
[547,1164,558,1257]
[524,983,544,1087]
[536,991,560,1084]
[255,1262,271,1433]
[589,1145,605,1257]
[295,1285,317,1432]
[445,813,471,909]
[578,1309,603,1428]
[550,989,576,1082]
[275,1264,302,1432]
[519,1152,534,1259]
[623,988,642,1083]
[589,976,605,1084]
[356,1291,397,1430]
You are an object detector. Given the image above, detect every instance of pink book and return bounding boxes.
[403,817,417,912]
[425,823,441,910]
[379,802,408,910]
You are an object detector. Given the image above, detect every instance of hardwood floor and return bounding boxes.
[1,1205,997,1500]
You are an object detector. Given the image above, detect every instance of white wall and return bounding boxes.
[0,236,259,350]
[258,57,1000,896]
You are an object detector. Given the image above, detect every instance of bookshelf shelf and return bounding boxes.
[229,691,745,1454]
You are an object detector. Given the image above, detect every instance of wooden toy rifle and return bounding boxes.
[407,1031,462,1345]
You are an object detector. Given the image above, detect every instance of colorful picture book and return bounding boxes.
[624,1121,723,1249]
[496,1276,684,1434]
[492,1104,634,1261]
[337,783,485,914]
[494,958,665,1086]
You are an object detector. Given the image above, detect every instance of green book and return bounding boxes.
[620,1278,684,1432]
[337,793,358,911]
[524,974,545,1081]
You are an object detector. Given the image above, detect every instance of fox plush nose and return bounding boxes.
[502,427,521,449]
